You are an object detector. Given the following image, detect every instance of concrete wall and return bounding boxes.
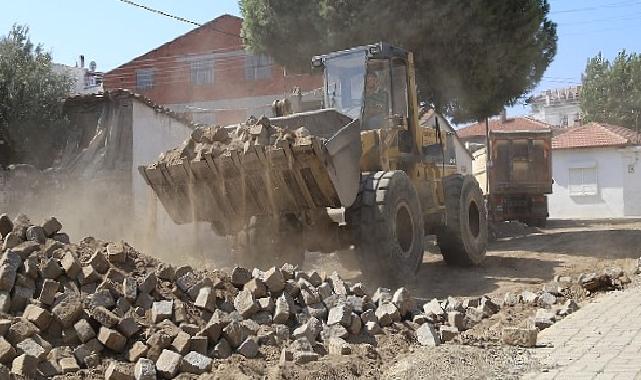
[130,100,229,261]
[472,148,488,194]
[548,147,641,218]
[130,100,193,244]
[453,137,473,175]
[622,146,641,216]
[422,113,473,175]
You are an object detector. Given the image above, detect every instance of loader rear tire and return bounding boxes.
[348,171,425,285]
[437,175,488,266]
[235,215,305,269]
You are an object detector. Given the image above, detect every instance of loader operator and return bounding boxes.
[363,70,389,129]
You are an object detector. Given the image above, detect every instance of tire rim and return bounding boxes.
[468,200,480,238]
[395,201,414,258]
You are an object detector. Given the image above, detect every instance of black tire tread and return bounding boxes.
[347,171,424,285]
[437,174,488,266]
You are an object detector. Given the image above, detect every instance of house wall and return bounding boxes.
[472,148,488,194]
[130,100,192,245]
[422,113,473,175]
[131,100,193,215]
[622,146,641,216]
[130,101,228,258]
[453,139,472,175]
[104,15,322,125]
[531,102,581,127]
[549,148,627,218]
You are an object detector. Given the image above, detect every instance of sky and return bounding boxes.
[2,0,641,117]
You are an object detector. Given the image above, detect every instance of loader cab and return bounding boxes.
[313,43,412,132]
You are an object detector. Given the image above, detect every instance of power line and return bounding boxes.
[556,11,641,26]
[551,0,641,14]
[114,0,246,40]
[115,0,202,26]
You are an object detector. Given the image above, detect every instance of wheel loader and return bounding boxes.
[139,42,488,284]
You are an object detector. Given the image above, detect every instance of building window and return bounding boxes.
[569,167,598,196]
[191,60,214,86]
[245,54,273,80]
[136,68,154,90]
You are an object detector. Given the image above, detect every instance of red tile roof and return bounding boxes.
[456,117,551,138]
[552,123,640,149]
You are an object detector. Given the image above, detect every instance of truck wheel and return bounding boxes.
[348,171,425,285]
[437,175,488,266]
[234,215,305,268]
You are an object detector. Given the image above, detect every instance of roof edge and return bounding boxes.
[64,89,205,130]
[106,14,243,74]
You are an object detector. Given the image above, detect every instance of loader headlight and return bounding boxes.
[368,45,381,56]
[311,57,324,68]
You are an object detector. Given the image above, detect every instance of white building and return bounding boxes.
[549,123,641,218]
[420,109,473,175]
[52,56,103,95]
[1,90,211,257]
[529,86,581,128]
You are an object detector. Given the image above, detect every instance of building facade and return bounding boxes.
[529,86,582,128]
[456,116,552,152]
[549,123,641,218]
[420,110,473,175]
[52,56,103,95]
[104,15,322,125]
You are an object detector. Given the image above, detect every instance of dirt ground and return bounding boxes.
[310,218,641,301]
[268,218,641,379]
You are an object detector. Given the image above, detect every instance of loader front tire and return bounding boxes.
[437,175,488,266]
[348,171,425,285]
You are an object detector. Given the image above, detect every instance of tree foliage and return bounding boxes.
[0,25,72,168]
[581,51,641,129]
[240,0,557,122]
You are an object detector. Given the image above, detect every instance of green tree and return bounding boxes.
[240,0,557,122]
[581,51,641,129]
[0,25,72,168]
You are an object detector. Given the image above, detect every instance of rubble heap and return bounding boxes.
[0,212,506,379]
[157,117,313,167]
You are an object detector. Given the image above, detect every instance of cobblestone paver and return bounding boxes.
[525,287,641,380]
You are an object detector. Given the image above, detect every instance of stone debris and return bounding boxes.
[181,351,212,374]
[502,327,538,347]
[328,337,351,355]
[134,358,156,380]
[534,308,556,330]
[579,270,629,293]
[0,212,601,378]
[156,349,181,378]
[439,325,459,342]
[416,323,441,346]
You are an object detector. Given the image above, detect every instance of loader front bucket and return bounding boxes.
[139,119,362,236]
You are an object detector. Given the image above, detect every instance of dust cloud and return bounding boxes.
[2,172,233,268]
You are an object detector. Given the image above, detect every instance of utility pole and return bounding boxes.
[485,117,490,194]
[635,109,640,145]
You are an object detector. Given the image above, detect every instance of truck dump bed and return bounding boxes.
[489,129,553,195]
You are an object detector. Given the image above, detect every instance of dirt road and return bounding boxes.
[310,219,641,301]
[123,219,641,379]
[283,219,641,379]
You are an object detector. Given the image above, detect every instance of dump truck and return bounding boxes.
[486,129,553,227]
[140,42,488,283]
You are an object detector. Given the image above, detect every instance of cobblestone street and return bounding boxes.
[525,286,641,379]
